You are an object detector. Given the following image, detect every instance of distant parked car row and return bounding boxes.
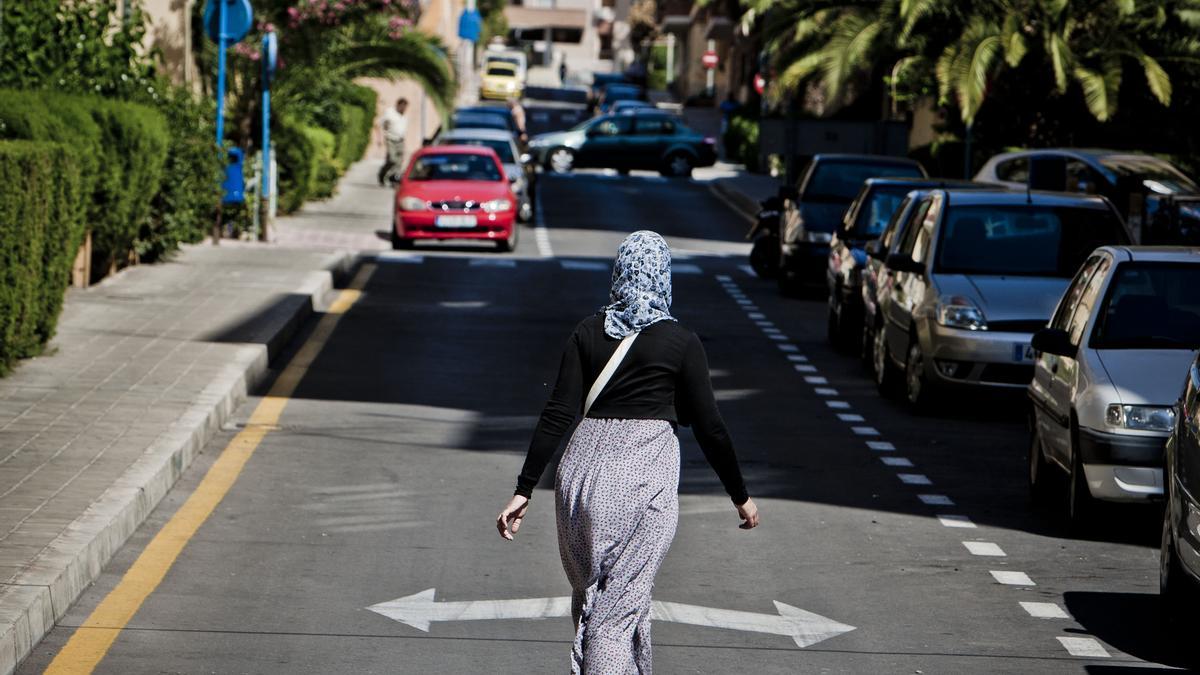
[748,147,1200,620]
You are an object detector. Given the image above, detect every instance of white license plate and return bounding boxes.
[1012,343,1034,362]
[436,215,476,228]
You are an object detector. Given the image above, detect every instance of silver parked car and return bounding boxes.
[435,128,534,222]
[874,189,1131,410]
[1028,247,1200,523]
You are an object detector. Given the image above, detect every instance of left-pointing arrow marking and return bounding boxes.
[367,589,855,648]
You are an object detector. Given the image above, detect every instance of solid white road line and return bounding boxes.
[898,473,932,485]
[470,258,517,267]
[804,376,828,384]
[963,541,1006,557]
[1056,637,1110,658]
[837,414,865,422]
[866,441,895,451]
[918,494,954,506]
[560,260,608,272]
[852,426,880,436]
[880,457,913,467]
[825,400,851,409]
[937,515,976,529]
[1020,602,1069,619]
[533,188,553,258]
[991,571,1035,586]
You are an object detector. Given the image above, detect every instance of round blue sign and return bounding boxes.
[203,0,254,44]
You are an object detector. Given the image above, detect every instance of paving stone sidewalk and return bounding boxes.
[0,210,357,672]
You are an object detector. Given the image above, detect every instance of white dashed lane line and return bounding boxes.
[962,541,1007,557]
[1020,602,1069,619]
[991,571,1036,586]
[716,273,1104,660]
[937,515,976,529]
[1057,637,1110,658]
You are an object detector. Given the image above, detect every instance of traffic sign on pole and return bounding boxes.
[702,50,718,70]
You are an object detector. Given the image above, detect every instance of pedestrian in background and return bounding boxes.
[496,230,759,674]
[507,97,527,146]
[377,97,408,186]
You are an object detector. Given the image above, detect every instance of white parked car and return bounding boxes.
[1027,246,1200,523]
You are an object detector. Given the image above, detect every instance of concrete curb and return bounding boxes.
[0,250,358,675]
[708,179,760,224]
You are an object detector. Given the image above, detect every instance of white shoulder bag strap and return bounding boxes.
[583,332,640,417]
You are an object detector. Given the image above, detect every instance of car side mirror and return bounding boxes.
[865,240,883,260]
[885,253,923,274]
[1031,328,1077,358]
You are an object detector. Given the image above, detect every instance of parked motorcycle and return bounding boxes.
[747,193,783,279]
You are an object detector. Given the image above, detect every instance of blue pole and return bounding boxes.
[260,32,273,241]
[215,0,228,145]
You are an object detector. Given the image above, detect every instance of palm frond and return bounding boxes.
[1073,59,1122,121]
[1137,52,1172,105]
[320,35,456,115]
[1047,31,1074,93]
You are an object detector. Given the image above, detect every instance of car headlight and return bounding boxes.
[936,295,987,331]
[803,231,833,243]
[399,196,427,211]
[1106,404,1176,432]
[481,198,513,213]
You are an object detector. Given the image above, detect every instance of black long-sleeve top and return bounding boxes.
[515,314,750,504]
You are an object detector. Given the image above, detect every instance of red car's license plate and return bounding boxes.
[436,215,476,228]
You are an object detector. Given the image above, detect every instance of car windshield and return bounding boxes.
[1090,263,1200,349]
[850,185,913,237]
[486,65,516,76]
[935,205,1129,277]
[1097,157,1199,194]
[807,162,923,202]
[408,154,501,182]
[453,114,507,130]
[439,138,514,163]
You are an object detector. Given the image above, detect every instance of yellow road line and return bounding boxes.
[45,264,376,675]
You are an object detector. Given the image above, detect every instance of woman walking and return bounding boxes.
[495,231,759,673]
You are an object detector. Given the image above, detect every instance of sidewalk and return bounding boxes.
[694,162,782,222]
[0,219,357,671]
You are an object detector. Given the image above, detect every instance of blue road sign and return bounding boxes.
[263,31,278,83]
[203,0,254,44]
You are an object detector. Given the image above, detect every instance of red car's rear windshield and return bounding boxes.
[408,153,501,182]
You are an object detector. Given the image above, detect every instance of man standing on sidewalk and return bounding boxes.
[378,98,409,186]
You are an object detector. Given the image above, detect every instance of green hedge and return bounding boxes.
[0,90,168,276]
[0,141,87,373]
[723,111,761,173]
[276,85,377,213]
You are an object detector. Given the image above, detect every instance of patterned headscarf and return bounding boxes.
[603,231,676,338]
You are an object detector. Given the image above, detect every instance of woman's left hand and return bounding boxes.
[496,495,530,541]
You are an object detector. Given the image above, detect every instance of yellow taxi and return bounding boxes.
[480,62,522,101]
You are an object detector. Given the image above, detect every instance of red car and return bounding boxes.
[392,146,519,251]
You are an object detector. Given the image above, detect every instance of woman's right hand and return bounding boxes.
[736,498,760,530]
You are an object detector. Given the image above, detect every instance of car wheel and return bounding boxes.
[1161,496,1199,629]
[547,147,575,173]
[1067,422,1097,528]
[749,234,779,279]
[904,339,936,411]
[390,227,413,250]
[873,325,901,396]
[1027,421,1056,505]
[496,226,518,253]
[662,152,693,178]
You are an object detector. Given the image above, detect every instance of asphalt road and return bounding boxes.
[21,171,1182,674]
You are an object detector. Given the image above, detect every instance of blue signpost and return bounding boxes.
[260,31,278,240]
[202,0,253,240]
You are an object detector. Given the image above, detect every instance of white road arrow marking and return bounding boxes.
[367,589,856,648]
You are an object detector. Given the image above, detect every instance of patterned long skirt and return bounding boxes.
[554,418,680,674]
